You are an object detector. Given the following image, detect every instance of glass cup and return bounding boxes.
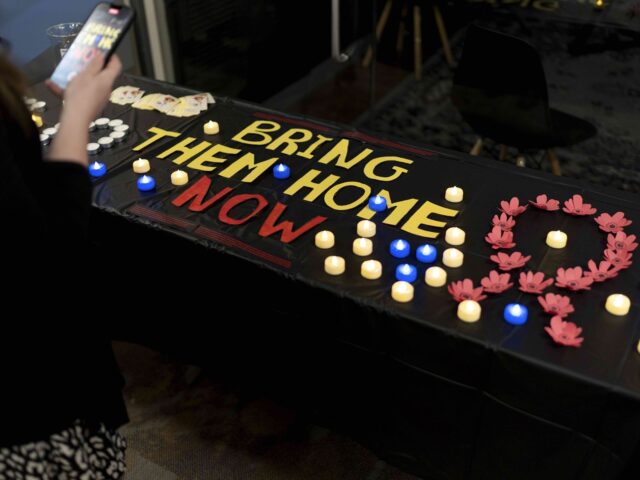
[46,22,83,63]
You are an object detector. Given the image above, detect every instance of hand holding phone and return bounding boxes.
[49,2,134,90]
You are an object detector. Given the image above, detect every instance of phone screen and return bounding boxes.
[50,3,133,89]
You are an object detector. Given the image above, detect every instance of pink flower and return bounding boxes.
[585,260,618,282]
[595,212,632,233]
[544,316,583,348]
[555,267,593,291]
[447,279,487,302]
[480,270,513,294]
[537,293,574,318]
[604,249,633,270]
[492,213,516,231]
[500,197,528,217]
[490,251,531,271]
[529,194,560,211]
[485,226,516,249]
[607,232,638,252]
[562,194,597,216]
[518,271,554,294]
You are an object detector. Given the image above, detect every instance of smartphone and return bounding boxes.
[50,3,135,90]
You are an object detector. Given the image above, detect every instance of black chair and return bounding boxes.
[451,25,596,175]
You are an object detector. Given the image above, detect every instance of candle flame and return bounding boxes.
[207,120,214,126]
[401,264,411,274]
[612,295,624,307]
[396,240,406,249]
[512,305,521,315]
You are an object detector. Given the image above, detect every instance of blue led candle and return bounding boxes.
[395,263,417,282]
[390,239,411,258]
[368,195,387,212]
[504,303,528,325]
[137,175,156,192]
[416,244,437,263]
[88,161,106,178]
[273,163,290,179]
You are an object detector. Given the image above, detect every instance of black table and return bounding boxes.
[33,75,640,479]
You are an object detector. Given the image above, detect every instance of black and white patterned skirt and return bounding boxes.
[0,420,126,479]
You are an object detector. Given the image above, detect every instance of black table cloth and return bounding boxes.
[33,75,640,479]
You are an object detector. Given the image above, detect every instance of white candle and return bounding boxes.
[204,120,220,135]
[361,260,382,280]
[357,220,376,238]
[97,136,114,148]
[113,124,129,133]
[109,131,126,142]
[31,101,46,112]
[445,186,464,203]
[315,230,335,249]
[87,142,101,154]
[39,133,50,145]
[605,294,630,316]
[391,281,414,302]
[132,158,150,174]
[458,300,481,323]
[88,121,96,131]
[324,255,345,275]
[445,227,465,246]
[42,127,57,137]
[353,237,373,256]
[95,117,110,129]
[108,119,124,128]
[425,266,447,287]
[442,248,464,268]
[546,230,567,249]
[171,170,189,186]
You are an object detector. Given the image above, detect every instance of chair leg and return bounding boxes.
[432,5,454,67]
[470,137,483,156]
[547,149,562,176]
[396,0,409,54]
[362,0,394,68]
[413,5,422,80]
[499,145,509,161]
[516,155,526,167]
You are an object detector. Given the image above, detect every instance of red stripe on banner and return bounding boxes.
[342,131,436,157]
[195,225,292,269]
[128,204,196,230]
[253,111,335,133]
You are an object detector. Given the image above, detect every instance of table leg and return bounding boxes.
[470,137,483,156]
[547,149,562,176]
[396,0,409,54]
[433,5,454,67]
[499,144,509,161]
[413,5,422,80]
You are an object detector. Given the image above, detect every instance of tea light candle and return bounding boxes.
[445,227,465,246]
[324,255,345,275]
[546,230,567,249]
[445,186,464,203]
[31,101,46,113]
[31,114,43,128]
[171,170,189,186]
[95,117,110,129]
[137,175,156,192]
[109,131,126,142]
[416,244,437,263]
[98,136,114,149]
[273,163,290,179]
[442,248,464,268]
[390,239,410,258]
[458,300,481,323]
[204,120,220,135]
[132,158,150,174]
[108,119,123,128]
[42,127,57,137]
[88,161,106,177]
[315,230,335,249]
[368,195,387,212]
[605,294,630,316]
[88,121,96,132]
[87,142,101,155]
[113,124,129,133]
[395,263,417,282]
[391,281,414,302]
[504,303,528,325]
[353,237,373,256]
[361,260,382,280]
[25,98,36,107]
[54,122,60,130]
[425,266,447,287]
[39,133,50,146]
[357,220,376,238]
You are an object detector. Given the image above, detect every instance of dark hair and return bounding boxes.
[0,47,31,136]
